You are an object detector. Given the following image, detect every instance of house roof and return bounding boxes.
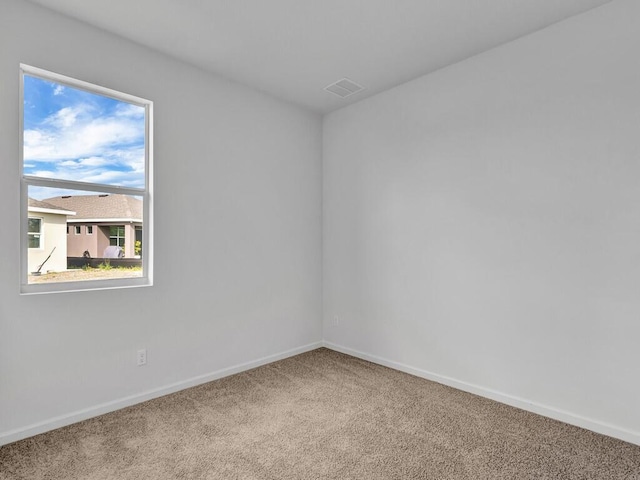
[42,194,142,222]
[28,197,76,216]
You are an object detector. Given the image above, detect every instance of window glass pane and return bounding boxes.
[28,217,42,249]
[28,217,41,233]
[23,75,145,189]
[109,226,125,248]
[21,66,151,293]
[28,234,40,249]
[27,185,143,284]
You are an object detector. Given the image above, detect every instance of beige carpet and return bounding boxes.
[1,348,639,479]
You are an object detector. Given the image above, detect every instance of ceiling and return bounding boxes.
[27,0,614,114]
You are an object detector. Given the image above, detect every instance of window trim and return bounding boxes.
[20,64,154,295]
[86,225,93,235]
[74,225,82,235]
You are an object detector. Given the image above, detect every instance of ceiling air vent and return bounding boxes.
[324,78,364,98]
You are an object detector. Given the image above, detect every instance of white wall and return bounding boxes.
[323,0,640,445]
[0,0,322,444]
[3,0,639,449]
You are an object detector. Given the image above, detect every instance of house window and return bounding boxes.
[28,217,43,249]
[109,226,125,247]
[21,64,153,294]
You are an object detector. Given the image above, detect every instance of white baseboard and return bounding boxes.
[4,340,638,448]
[0,341,323,447]
[323,341,640,447]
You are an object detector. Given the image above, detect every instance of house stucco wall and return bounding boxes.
[97,226,111,258]
[66,224,97,257]
[66,223,141,258]
[27,212,68,273]
[124,224,136,258]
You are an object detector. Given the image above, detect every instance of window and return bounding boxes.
[109,226,125,247]
[28,217,43,249]
[21,64,153,293]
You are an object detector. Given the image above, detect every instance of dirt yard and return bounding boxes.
[29,268,143,284]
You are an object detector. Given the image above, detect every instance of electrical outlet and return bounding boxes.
[137,349,147,366]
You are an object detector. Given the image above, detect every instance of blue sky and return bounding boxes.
[24,75,145,199]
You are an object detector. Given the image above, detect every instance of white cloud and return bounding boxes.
[30,170,57,178]
[24,129,50,146]
[58,160,78,167]
[53,85,65,96]
[28,186,96,201]
[57,157,114,169]
[24,100,145,188]
[110,147,145,172]
[79,156,111,167]
[80,170,138,184]
[25,104,144,162]
[115,103,145,118]
[48,107,81,128]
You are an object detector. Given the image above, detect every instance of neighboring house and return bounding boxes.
[43,194,143,259]
[27,198,75,273]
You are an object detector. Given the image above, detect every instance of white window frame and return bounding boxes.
[28,216,44,250]
[74,225,82,235]
[20,64,154,294]
[86,225,93,235]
